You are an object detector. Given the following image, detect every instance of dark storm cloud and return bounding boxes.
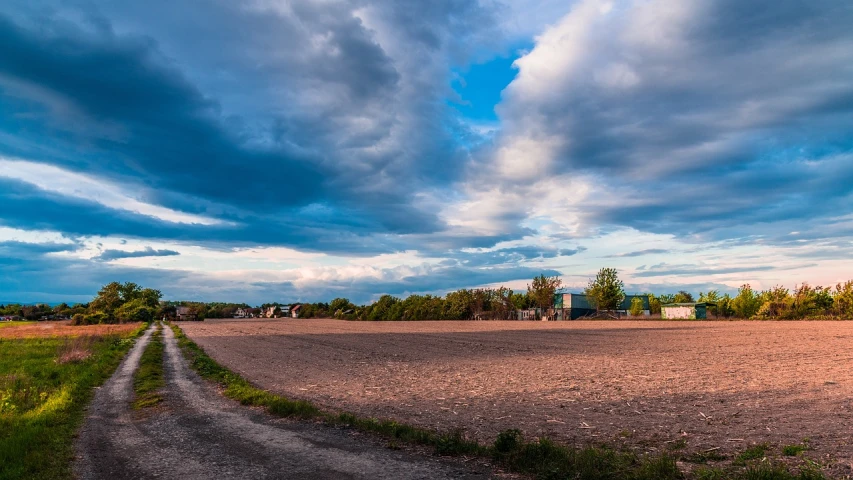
[0,0,503,244]
[495,0,853,242]
[96,247,179,261]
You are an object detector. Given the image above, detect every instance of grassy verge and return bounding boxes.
[0,323,147,480]
[133,322,165,409]
[169,323,827,480]
[0,321,34,329]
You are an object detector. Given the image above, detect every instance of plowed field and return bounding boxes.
[180,319,853,475]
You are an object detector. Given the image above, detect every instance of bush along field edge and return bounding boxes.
[168,322,828,480]
[0,322,148,480]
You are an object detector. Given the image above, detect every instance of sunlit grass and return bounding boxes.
[0,321,33,329]
[0,325,144,480]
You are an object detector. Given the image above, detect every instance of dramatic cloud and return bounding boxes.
[465,0,853,240]
[1,0,852,303]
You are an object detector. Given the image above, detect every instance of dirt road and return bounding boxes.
[74,324,494,479]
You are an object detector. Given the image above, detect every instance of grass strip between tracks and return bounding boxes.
[133,322,165,409]
[0,322,147,480]
[169,323,827,480]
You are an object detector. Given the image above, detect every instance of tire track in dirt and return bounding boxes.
[75,324,497,479]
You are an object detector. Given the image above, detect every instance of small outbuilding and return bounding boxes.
[661,302,715,320]
[176,307,198,321]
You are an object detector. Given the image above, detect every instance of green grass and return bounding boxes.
[0,321,33,329]
[735,443,771,464]
[169,322,828,480]
[132,322,165,409]
[782,443,808,457]
[696,464,825,480]
[0,324,146,480]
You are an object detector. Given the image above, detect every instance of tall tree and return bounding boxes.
[584,268,625,311]
[528,275,562,311]
[673,290,695,303]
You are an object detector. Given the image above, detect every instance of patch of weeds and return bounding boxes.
[782,443,808,457]
[132,323,165,409]
[695,466,727,480]
[491,428,682,480]
[435,428,480,456]
[741,463,826,480]
[735,443,770,464]
[668,438,687,450]
[683,449,728,464]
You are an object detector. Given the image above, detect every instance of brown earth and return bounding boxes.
[0,320,141,338]
[180,319,853,476]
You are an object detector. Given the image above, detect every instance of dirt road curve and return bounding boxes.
[74,325,494,479]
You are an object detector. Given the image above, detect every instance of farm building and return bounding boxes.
[516,308,539,320]
[661,302,715,319]
[291,304,301,318]
[176,307,198,321]
[552,293,650,320]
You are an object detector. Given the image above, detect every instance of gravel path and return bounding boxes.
[74,324,495,479]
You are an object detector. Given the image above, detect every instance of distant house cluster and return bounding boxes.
[250,304,302,319]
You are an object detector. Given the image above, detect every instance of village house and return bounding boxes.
[176,306,198,321]
[290,304,301,318]
[233,307,253,319]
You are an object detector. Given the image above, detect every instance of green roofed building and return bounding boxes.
[552,293,650,320]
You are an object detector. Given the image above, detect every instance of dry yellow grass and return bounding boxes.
[0,321,142,339]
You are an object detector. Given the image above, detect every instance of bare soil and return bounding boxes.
[181,319,853,476]
[0,321,141,338]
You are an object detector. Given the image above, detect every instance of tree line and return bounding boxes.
[6,274,853,324]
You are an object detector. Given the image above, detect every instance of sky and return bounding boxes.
[1,0,852,305]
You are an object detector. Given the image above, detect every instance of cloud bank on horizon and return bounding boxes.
[1,0,852,304]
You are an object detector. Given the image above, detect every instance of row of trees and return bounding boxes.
[663,282,853,320]
[11,275,853,325]
[0,302,83,320]
[570,268,853,320]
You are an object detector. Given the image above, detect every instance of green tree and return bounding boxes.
[673,290,694,303]
[443,289,473,319]
[731,284,761,318]
[698,290,721,316]
[114,298,156,323]
[834,280,853,318]
[645,294,662,315]
[628,297,645,316]
[584,268,625,311]
[528,275,563,312]
[510,292,530,310]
